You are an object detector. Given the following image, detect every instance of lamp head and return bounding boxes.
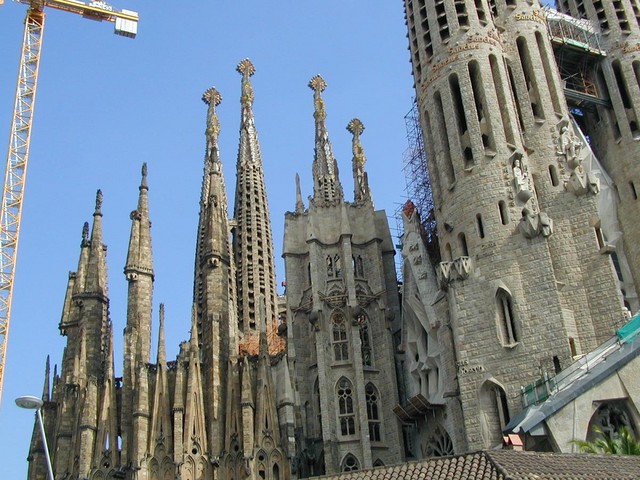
[15,395,44,410]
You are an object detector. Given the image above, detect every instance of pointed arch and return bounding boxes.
[331,310,349,362]
[336,377,356,436]
[373,459,385,467]
[341,453,360,472]
[495,287,518,346]
[365,382,382,442]
[479,379,510,448]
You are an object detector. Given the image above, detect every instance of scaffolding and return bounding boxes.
[400,100,440,265]
[544,6,610,108]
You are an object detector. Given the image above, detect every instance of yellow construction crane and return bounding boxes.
[0,0,138,404]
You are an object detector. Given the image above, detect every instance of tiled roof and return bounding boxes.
[487,450,640,479]
[316,452,503,480]
[315,450,640,480]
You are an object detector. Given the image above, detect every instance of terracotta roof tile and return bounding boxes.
[314,450,640,480]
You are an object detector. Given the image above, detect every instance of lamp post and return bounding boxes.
[15,395,55,480]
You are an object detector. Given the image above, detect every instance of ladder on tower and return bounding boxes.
[0,0,138,405]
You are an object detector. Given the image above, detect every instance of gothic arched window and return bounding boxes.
[365,383,382,442]
[332,312,349,361]
[495,288,518,346]
[341,453,359,472]
[337,377,356,436]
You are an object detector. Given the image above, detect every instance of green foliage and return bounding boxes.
[572,425,640,455]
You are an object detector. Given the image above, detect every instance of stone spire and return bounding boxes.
[85,190,107,296]
[295,173,305,213]
[347,118,371,204]
[41,355,50,402]
[122,166,154,467]
[309,74,343,206]
[124,163,154,363]
[233,59,279,339]
[193,86,237,459]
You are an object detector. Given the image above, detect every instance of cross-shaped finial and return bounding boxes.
[202,87,222,106]
[308,74,327,93]
[236,58,256,77]
[347,118,365,137]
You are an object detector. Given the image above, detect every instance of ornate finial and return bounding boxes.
[141,162,148,189]
[347,118,365,137]
[95,189,103,214]
[309,75,327,122]
[203,87,222,139]
[236,58,256,78]
[237,59,255,106]
[349,118,369,203]
[202,87,222,107]
[308,74,327,93]
[82,222,89,243]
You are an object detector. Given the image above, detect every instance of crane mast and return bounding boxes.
[0,0,138,405]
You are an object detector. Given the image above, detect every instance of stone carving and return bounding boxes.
[309,75,327,121]
[518,208,553,239]
[557,124,583,168]
[512,154,533,203]
[454,256,472,279]
[437,257,473,288]
[436,262,451,289]
[566,166,588,196]
[347,118,370,202]
[236,58,256,106]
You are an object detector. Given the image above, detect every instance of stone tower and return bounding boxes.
[402,0,625,452]
[554,0,640,310]
[26,62,295,480]
[233,59,279,344]
[283,76,403,476]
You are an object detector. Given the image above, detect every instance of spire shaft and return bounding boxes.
[309,75,343,206]
[232,59,279,345]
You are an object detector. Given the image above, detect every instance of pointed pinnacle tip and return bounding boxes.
[347,118,365,136]
[308,74,327,92]
[202,87,222,106]
[236,58,256,77]
[95,190,103,214]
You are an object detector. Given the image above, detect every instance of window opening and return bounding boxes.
[517,37,544,121]
[476,213,485,239]
[337,378,356,436]
[365,383,382,442]
[332,312,349,361]
[549,164,560,186]
[342,454,360,472]
[498,200,509,225]
[496,289,518,345]
[458,232,469,257]
[434,91,456,185]
[490,54,516,146]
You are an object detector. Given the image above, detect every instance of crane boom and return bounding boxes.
[0,0,137,405]
[0,7,45,406]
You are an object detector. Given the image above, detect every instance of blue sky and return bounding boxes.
[0,1,413,476]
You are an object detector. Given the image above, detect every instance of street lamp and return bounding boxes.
[15,395,55,480]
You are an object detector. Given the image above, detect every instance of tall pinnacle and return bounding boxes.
[85,189,106,295]
[202,87,223,187]
[347,118,371,204]
[309,75,343,206]
[124,163,154,364]
[232,59,279,340]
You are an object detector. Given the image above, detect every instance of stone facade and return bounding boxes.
[283,78,403,476]
[402,0,633,455]
[24,62,404,480]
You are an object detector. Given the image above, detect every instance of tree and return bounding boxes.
[572,426,640,455]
